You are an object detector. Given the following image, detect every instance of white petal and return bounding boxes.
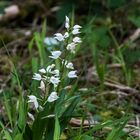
[54,33,64,41]
[44,37,58,45]
[51,69,60,77]
[50,76,60,87]
[65,23,69,29]
[68,71,77,78]
[65,16,69,23]
[49,51,62,59]
[73,25,82,29]
[32,73,42,81]
[38,81,45,91]
[73,37,82,43]
[66,42,76,53]
[28,95,36,101]
[46,64,55,73]
[28,95,39,109]
[72,29,80,35]
[48,92,59,102]
[65,16,70,29]
[39,68,46,74]
[66,62,74,69]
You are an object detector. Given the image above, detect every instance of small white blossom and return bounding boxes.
[68,71,77,78]
[39,68,46,74]
[38,81,45,92]
[50,76,60,87]
[66,42,76,53]
[72,29,80,35]
[49,51,62,59]
[73,25,82,29]
[62,60,74,69]
[66,62,74,69]
[46,64,55,73]
[48,92,59,102]
[64,32,69,38]
[54,33,64,41]
[73,37,82,43]
[32,73,42,81]
[51,69,60,77]
[65,16,70,29]
[28,95,39,109]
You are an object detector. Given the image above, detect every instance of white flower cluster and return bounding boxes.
[54,16,82,54]
[28,16,82,110]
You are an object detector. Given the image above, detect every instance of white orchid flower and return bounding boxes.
[51,69,60,77]
[65,16,70,29]
[28,95,39,109]
[46,64,55,73]
[39,68,46,74]
[48,92,59,102]
[73,37,82,43]
[66,42,76,53]
[73,25,82,29]
[66,62,74,69]
[38,81,45,92]
[50,76,60,87]
[49,51,62,59]
[72,29,80,35]
[68,70,77,78]
[54,33,64,41]
[32,73,42,81]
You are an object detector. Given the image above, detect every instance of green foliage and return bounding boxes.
[129,16,140,27]
[107,0,126,8]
